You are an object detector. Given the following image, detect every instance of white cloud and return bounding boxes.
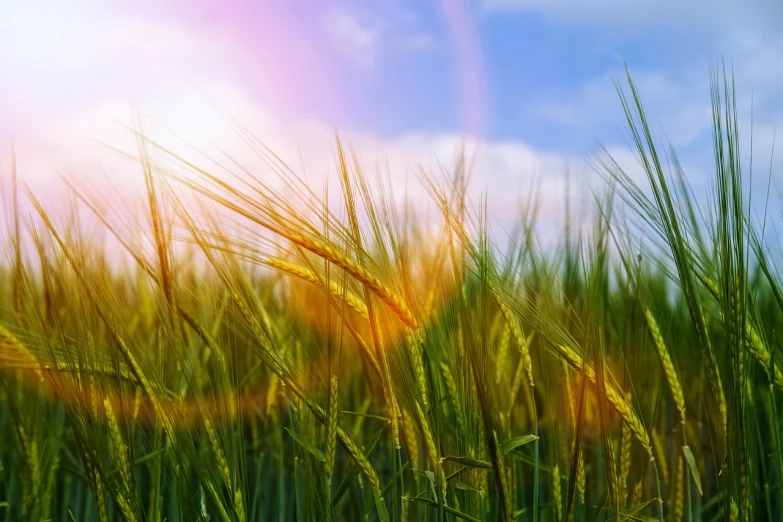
[0,1,228,81]
[323,9,380,70]
[0,9,201,70]
[323,4,438,70]
[6,74,590,245]
[0,0,237,144]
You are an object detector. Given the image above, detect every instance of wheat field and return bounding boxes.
[0,67,780,522]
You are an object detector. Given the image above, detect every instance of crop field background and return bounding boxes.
[1,64,783,522]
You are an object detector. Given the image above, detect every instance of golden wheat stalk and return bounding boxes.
[483,286,650,454]
[391,392,402,451]
[490,283,534,388]
[235,489,247,522]
[41,450,60,521]
[553,464,562,521]
[558,343,652,457]
[325,374,339,482]
[114,494,139,522]
[651,428,669,484]
[673,454,684,521]
[116,335,175,436]
[231,292,386,504]
[277,230,416,328]
[496,322,511,385]
[132,387,143,425]
[265,257,370,319]
[89,459,111,522]
[408,332,429,408]
[741,463,750,516]
[204,416,247,522]
[729,499,739,522]
[440,362,465,434]
[492,429,513,522]
[376,346,400,451]
[7,359,141,385]
[746,320,783,386]
[577,445,586,501]
[203,479,233,522]
[257,258,385,382]
[179,306,227,369]
[620,420,632,506]
[204,417,232,487]
[416,401,446,504]
[400,406,420,469]
[700,274,783,387]
[336,421,384,493]
[508,347,528,420]
[104,396,135,500]
[15,423,41,515]
[266,374,280,416]
[644,308,687,427]
[630,480,643,508]
[0,324,44,383]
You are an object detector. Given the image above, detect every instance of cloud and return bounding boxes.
[0,0,239,143]
[323,4,439,70]
[0,8,201,70]
[4,73,590,246]
[323,8,380,70]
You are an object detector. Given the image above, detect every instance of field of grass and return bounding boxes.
[1,66,781,522]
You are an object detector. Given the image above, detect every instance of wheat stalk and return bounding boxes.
[440,362,465,434]
[496,322,511,385]
[644,308,687,427]
[265,257,369,319]
[620,420,632,506]
[325,374,339,483]
[202,479,233,522]
[400,406,420,469]
[700,274,783,387]
[729,499,739,522]
[416,401,446,504]
[553,464,562,521]
[577,445,586,501]
[651,428,669,484]
[558,343,652,457]
[104,396,135,504]
[490,283,534,387]
[0,324,44,383]
[204,416,247,522]
[277,230,416,328]
[408,332,429,408]
[230,292,387,510]
[673,454,684,521]
[84,455,110,522]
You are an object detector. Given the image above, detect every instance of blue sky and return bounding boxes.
[313,0,782,154]
[298,0,783,227]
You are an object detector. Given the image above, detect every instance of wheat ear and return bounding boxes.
[558,343,652,457]
[440,362,465,434]
[644,308,687,427]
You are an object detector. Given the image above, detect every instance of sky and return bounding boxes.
[1,0,782,238]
